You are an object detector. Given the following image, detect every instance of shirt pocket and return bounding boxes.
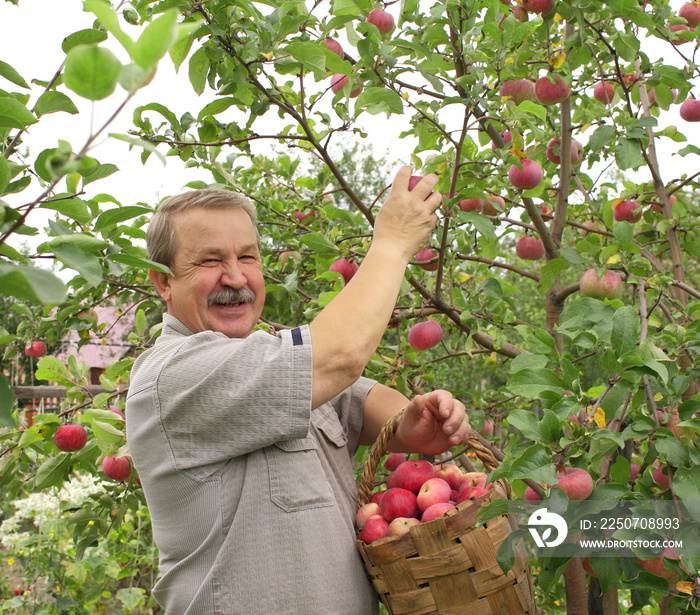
[312,403,348,448]
[266,433,334,512]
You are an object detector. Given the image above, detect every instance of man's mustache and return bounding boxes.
[207,288,256,306]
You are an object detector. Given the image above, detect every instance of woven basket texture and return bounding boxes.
[356,412,537,615]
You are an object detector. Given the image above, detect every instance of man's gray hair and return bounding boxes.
[147,188,260,269]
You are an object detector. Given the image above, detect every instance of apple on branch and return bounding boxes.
[593,80,615,104]
[553,467,594,500]
[330,74,363,97]
[679,98,700,122]
[515,235,545,261]
[413,248,439,271]
[508,158,543,190]
[329,258,359,285]
[579,268,624,300]
[521,0,555,16]
[102,455,132,481]
[407,320,443,351]
[54,424,88,452]
[366,8,395,35]
[545,138,583,165]
[499,79,537,104]
[679,1,700,27]
[613,199,642,222]
[321,37,343,58]
[24,340,47,358]
[535,74,570,105]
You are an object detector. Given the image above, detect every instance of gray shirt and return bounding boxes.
[126,314,379,615]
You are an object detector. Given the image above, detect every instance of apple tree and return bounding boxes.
[1,0,700,613]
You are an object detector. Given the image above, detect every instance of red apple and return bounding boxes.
[359,514,389,543]
[579,269,623,300]
[366,8,395,35]
[637,546,680,582]
[499,79,537,104]
[479,419,495,437]
[329,258,359,284]
[356,502,381,528]
[393,459,437,492]
[54,424,88,452]
[679,1,700,27]
[554,467,594,500]
[508,158,543,190]
[629,462,640,484]
[457,196,501,216]
[593,80,615,104]
[330,74,363,97]
[651,194,678,213]
[414,248,439,271]
[384,452,407,472]
[524,486,541,502]
[521,0,555,16]
[578,220,601,236]
[417,478,452,512]
[102,455,132,481]
[511,5,528,22]
[24,341,47,358]
[421,502,455,522]
[278,250,302,268]
[680,98,700,122]
[407,175,423,191]
[459,471,488,490]
[535,74,570,105]
[387,516,420,537]
[669,23,694,44]
[293,209,314,222]
[545,138,583,165]
[491,129,513,152]
[456,484,489,504]
[435,464,464,490]
[613,199,642,222]
[407,320,443,351]
[652,462,670,488]
[515,236,545,261]
[370,489,386,504]
[379,487,419,521]
[322,37,343,57]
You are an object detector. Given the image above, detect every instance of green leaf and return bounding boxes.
[116,588,146,611]
[94,206,151,231]
[40,234,109,253]
[614,138,645,170]
[354,87,404,116]
[0,96,38,129]
[40,196,92,225]
[0,60,29,89]
[61,28,109,53]
[0,263,67,304]
[538,257,569,293]
[612,221,633,250]
[34,452,72,489]
[589,125,616,154]
[0,155,10,195]
[107,252,171,275]
[284,41,327,79]
[539,410,561,443]
[300,232,338,257]
[508,369,567,399]
[673,466,700,524]
[135,309,147,335]
[507,408,542,441]
[132,10,178,69]
[83,0,134,53]
[611,305,639,355]
[34,356,74,386]
[0,373,17,428]
[64,45,122,101]
[52,244,103,287]
[188,46,210,95]
[505,443,558,484]
[34,91,79,117]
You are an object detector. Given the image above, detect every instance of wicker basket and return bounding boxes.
[356,412,536,615]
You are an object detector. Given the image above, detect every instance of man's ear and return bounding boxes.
[148,269,172,303]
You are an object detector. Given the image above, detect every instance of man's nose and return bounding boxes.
[221,260,247,287]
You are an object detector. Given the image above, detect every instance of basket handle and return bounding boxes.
[357,409,504,509]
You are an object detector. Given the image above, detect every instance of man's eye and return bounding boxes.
[201,259,221,265]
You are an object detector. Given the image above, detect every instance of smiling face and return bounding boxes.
[149,207,266,338]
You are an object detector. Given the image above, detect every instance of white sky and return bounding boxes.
[0,0,697,229]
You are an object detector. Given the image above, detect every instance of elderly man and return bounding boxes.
[126,166,470,615]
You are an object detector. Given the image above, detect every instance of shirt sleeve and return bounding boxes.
[155,326,313,469]
[326,376,377,454]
